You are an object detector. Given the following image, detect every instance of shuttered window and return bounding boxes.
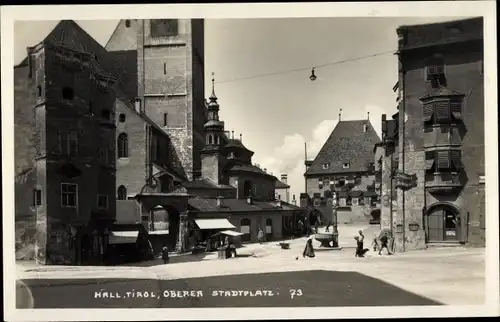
[423,103,434,122]
[450,100,463,121]
[435,101,450,122]
[425,151,435,171]
[450,150,463,170]
[436,150,451,169]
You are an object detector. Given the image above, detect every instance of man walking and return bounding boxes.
[378,233,392,255]
[161,244,169,264]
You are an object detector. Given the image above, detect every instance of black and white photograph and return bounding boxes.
[2,2,498,321]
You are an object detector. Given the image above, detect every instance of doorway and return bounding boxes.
[426,205,460,242]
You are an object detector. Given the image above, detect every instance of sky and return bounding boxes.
[14,17,465,201]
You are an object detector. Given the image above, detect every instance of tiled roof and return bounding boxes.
[183,179,235,190]
[398,17,483,51]
[275,180,290,189]
[306,120,381,175]
[188,197,298,213]
[226,161,276,179]
[225,139,252,152]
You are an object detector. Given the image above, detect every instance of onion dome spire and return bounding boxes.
[208,72,219,109]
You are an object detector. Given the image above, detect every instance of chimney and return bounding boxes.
[216,196,224,207]
[239,133,242,141]
[277,199,282,208]
[231,131,234,139]
[292,194,297,205]
[281,174,288,184]
[339,108,342,122]
[246,196,253,205]
[263,168,267,173]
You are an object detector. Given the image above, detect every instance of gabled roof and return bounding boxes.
[305,119,381,176]
[275,180,290,189]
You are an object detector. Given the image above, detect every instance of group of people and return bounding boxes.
[354,230,393,257]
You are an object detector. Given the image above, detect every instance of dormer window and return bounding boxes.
[322,163,330,169]
[342,162,350,169]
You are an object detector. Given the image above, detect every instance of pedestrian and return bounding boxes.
[161,244,169,264]
[354,236,369,257]
[371,235,380,252]
[257,228,264,244]
[358,230,365,248]
[302,237,315,258]
[378,233,392,255]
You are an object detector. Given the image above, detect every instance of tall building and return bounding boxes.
[105,19,206,181]
[16,38,117,265]
[377,17,484,252]
[303,118,381,226]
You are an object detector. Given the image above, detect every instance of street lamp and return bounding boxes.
[309,67,317,81]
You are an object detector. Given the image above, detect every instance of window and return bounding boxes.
[363,124,368,132]
[62,87,74,100]
[322,163,330,169]
[101,109,111,121]
[58,130,78,157]
[163,63,167,75]
[163,113,168,126]
[425,55,445,85]
[425,150,462,173]
[208,134,213,145]
[125,19,131,28]
[61,183,77,207]
[119,113,126,123]
[98,147,110,166]
[338,178,346,186]
[97,195,108,210]
[33,189,42,206]
[423,100,463,125]
[117,133,129,158]
[37,85,42,97]
[150,19,179,37]
[342,162,350,169]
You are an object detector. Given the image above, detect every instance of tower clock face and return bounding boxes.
[150,19,179,37]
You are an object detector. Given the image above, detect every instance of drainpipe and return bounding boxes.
[400,56,406,253]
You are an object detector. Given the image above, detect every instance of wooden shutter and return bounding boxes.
[450,150,463,170]
[450,100,463,121]
[435,101,450,122]
[423,103,434,121]
[436,150,451,169]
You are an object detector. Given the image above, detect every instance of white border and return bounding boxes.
[2,2,498,321]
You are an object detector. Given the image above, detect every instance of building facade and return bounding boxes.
[304,119,381,226]
[378,17,485,252]
[21,41,118,265]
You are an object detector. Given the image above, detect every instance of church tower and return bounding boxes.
[106,19,206,180]
[201,74,226,184]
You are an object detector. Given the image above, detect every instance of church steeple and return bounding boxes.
[204,72,225,149]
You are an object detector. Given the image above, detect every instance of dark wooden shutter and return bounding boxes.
[423,103,434,121]
[450,150,463,170]
[435,101,450,122]
[450,100,463,121]
[436,150,451,169]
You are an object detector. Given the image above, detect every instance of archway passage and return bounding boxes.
[426,204,460,242]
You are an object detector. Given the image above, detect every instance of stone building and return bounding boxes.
[14,20,306,263]
[303,118,381,226]
[377,17,485,252]
[15,37,118,265]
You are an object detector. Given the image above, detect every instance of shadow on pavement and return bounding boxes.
[20,270,442,308]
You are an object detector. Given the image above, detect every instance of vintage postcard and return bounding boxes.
[2,2,498,321]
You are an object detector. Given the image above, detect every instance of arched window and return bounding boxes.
[240,218,251,242]
[207,134,213,145]
[117,133,129,158]
[117,185,127,200]
[243,180,253,198]
[119,113,126,123]
[265,218,273,241]
[125,20,131,28]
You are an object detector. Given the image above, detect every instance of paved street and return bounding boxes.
[20,270,441,308]
[15,231,485,309]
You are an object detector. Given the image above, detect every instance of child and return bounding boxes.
[161,244,169,264]
[371,235,380,252]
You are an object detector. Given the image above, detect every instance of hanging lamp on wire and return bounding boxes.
[309,67,317,81]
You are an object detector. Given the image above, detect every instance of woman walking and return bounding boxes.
[257,228,264,244]
[302,237,316,258]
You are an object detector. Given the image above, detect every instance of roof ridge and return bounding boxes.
[104,20,122,49]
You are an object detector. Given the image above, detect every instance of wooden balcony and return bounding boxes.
[425,172,462,194]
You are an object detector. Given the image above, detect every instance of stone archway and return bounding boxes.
[426,203,461,242]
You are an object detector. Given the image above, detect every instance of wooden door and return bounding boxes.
[427,209,444,242]
[444,210,459,241]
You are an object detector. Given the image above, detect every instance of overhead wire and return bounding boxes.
[214,49,397,84]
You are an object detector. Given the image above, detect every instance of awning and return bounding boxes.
[109,231,139,244]
[149,229,169,235]
[220,230,244,237]
[195,218,236,230]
